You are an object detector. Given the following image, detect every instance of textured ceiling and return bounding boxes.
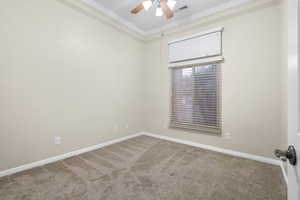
[93,0,236,32]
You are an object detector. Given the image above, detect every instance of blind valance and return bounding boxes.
[168,28,223,65]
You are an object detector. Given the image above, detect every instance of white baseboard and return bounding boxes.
[280,161,288,185]
[0,131,283,180]
[142,132,281,166]
[0,133,143,178]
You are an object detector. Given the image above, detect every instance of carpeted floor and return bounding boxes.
[0,135,286,200]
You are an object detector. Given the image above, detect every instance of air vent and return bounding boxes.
[175,5,188,13]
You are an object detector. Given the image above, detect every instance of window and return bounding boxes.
[170,63,221,134]
[168,28,223,134]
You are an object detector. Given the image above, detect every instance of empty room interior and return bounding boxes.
[1,0,300,199]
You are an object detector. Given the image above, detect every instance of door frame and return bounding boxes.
[287,0,299,199]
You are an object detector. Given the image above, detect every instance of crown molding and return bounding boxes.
[147,0,279,41]
[56,0,147,41]
[145,0,255,36]
[79,0,147,36]
[58,0,277,42]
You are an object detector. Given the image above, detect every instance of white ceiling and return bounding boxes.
[82,0,253,36]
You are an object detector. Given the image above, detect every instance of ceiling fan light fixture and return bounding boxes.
[142,0,152,10]
[156,6,163,16]
[167,0,176,10]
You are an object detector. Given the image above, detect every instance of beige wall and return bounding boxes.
[0,0,145,171]
[143,0,286,158]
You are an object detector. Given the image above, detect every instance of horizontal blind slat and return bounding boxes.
[171,64,220,133]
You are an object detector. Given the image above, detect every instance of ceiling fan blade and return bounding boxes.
[131,3,144,14]
[160,0,174,19]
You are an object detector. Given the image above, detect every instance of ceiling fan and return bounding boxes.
[131,0,177,19]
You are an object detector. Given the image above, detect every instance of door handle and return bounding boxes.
[275,145,297,166]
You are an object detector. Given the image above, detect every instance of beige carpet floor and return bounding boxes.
[0,135,286,200]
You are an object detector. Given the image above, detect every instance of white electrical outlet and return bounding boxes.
[125,124,129,129]
[54,136,61,145]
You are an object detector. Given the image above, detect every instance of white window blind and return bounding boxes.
[170,63,221,133]
[168,28,223,64]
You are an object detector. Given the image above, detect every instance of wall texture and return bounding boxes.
[143,0,286,158]
[0,0,144,171]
